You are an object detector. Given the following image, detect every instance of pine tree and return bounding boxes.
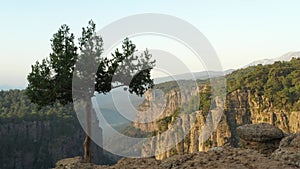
[26,20,156,163]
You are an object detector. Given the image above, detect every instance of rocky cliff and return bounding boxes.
[132,83,300,160]
[52,124,300,169]
[51,58,300,168]
[0,119,105,169]
[132,82,201,132]
[55,130,300,169]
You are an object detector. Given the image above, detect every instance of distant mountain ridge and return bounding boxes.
[154,69,234,84]
[243,51,300,68]
[2,51,299,90]
[157,51,300,82]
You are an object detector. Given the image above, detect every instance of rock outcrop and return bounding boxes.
[53,147,299,169]
[272,133,300,167]
[237,123,284,142]
[237,123,284,155]
[52,126,300,169]
[133,86,300,160]
[133,85,200,132]
[53,156,95,169]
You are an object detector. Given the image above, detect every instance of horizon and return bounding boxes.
[1,1,300,89]
[0,50,299,91]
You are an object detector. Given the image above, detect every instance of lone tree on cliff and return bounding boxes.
[26,20,156,163]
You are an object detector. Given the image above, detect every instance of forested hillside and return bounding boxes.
[0,90,75,122]
[0,90,108,169]
[227,58,300,111]
[1,58,300,166]
[135,58,300,160]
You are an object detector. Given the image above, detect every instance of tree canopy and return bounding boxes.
[26,24,78,106]
[227,58,300,110]
[25,20,156,163]
[27,20,156,106]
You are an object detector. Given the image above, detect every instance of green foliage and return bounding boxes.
[74,20,104,98]
[103,38,156,96]
[120,125,151,138]
[227,58,300,111]
[199,89,212,115]
[25,20,156,163]
[157,115,172,132]
[0,90,76,123]
[151,130,158,137]
[203,139,213,147]
[0,90,84,169]
[26,24,78,106]
[153,58,300,134]
[27,21,156,107]
[156,108,181,132]
[181,85,211,116]
[154,83,212,133]
[151,79,179,93]
[184,135,190,145]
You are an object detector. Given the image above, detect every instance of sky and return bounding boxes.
[0,0,300,89]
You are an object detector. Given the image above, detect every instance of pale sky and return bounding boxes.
[1,0,300,89]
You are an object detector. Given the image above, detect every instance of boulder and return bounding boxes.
[272,133,300,167]
[237,123,284,154]
[237,123,284,142]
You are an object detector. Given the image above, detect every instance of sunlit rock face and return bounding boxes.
[132,85,300,160]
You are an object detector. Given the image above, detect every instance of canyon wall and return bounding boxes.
[0,119,105,169]
[135,86,300,160]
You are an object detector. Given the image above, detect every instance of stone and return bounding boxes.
[55,156,81,168]
[54,156,95,169]
[91,148,295,168]
[237,123,284,142]
[272,133,300,167]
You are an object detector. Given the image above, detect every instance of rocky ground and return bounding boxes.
[53,124,300,169]
[53,147,298,169]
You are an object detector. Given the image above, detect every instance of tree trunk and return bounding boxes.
[83,135,92,163]
[83,96,92,163]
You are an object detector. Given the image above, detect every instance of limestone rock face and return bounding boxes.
[133,87,199,132]
[272,133,300,167]
[289,112,300,133]
[226,89,299,134]
[135,86,300,160]
[237,123,284,142]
